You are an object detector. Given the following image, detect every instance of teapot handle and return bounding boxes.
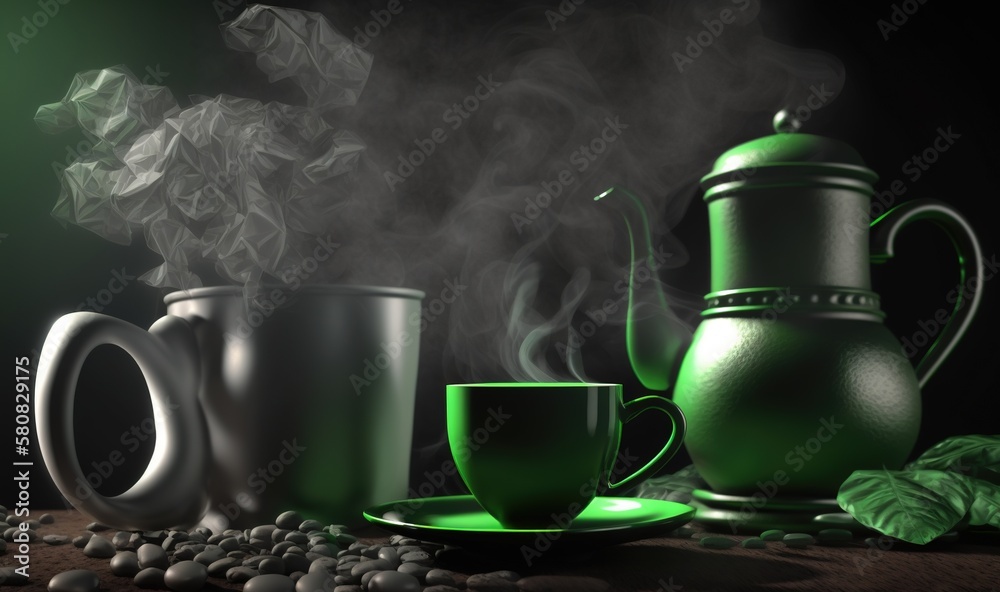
[870,199,984,388]
[35,312,209,530]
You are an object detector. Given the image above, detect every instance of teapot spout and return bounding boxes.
[595,186,689,391]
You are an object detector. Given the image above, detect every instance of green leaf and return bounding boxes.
[968,479,1000,528]
[837,469,974,544]
[905,434,1000,479]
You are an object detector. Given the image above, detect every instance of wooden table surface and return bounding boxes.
[2,509,999,591]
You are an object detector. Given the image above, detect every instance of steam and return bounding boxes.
[36,0,848,387]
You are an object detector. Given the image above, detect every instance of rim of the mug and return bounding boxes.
[163,284,426,305]
[448,382,620,387]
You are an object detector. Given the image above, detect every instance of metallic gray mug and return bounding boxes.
[35,285,424,530]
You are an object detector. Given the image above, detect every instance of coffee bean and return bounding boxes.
[219,537,240,553]
[134,567,166,589]
[699,536,738,549]
[741,537,766,549]
[783,533,816,548]
[274,511,303,531]
[272,541,300,556]
[110,551,141,577]
[85,522,110,532]
[332,586,362,592]
[252,525,277,539]
[760,529,785,541]
[194,545,227,565]
[334,533,357,546]
[309,546,333,558]
[466,571,520,591]
[283,552,313,574]
[48,569,100,592]
[516,575,611,592]
[425,569,457,586]
[0,566,29,585]
[298,520,324,533]
[174,547,197,561]
[39,513,55,525]
[83,535,116,558]
[25,520,42,530]
[259,557,286,575]
[817,528,853,544]
[394,562,429,581]
[228,566,260,583]
[368,570,420,592]
[308,557,338,577]
[400,550,432,564]
[72,533,93,548]
[423,587,462,592]
[164,560,208,592]
[351,559,389,578]
[208,557,242,578]
[295,571,334,592]
[245,573,296,592]
[43,535,70,545]
[273,529,292,543]
[138,543,170,570]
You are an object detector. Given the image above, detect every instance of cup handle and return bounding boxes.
[870,199,984,388]
[606,395,687,490]
[35,311,209,530]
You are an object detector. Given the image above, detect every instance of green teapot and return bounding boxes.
[618,112,984,498]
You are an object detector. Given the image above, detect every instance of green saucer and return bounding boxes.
[689,488,869,533]
[363,495,695,549]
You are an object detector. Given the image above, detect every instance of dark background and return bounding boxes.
[1,0,997,510]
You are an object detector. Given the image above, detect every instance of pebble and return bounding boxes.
[85,522,110,532]
[245,573,296,592]
[276,511,305,530]
[138,543,170,570]
[333,586,362,592]
[760,529,786,541]
[516,575,611,592]
[39,513,56,524]
[110,551,141,577]
[699,536,739,549]
[308,557,338,576]
[352,559,390,577]
[83,535,116,558]
[163,560,208,592]
[47,569,100,592]
[295,571,335,592]
[741,537,767,549]
[273,529,292,543]
[134,567,166,589]
[43,535,71,545]
[1,566,29,585]
[285,531,310,545]
[783,533,816,548]
[219,537,240,552]
[252,525,278,540]
[378,546,401,567]
[396,563,431,581]
[817,528,853,544]
[423,587,462,592]
[400,550,432,564]
[368,570,421,592]
[129,533,147,548]
[72,533,93,548]
[228,566,260,583]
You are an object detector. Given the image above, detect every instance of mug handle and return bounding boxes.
[870,199,984,388]
[606,396,687,490]
[35,311,209,530]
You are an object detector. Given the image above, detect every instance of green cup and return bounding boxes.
[446,382,686,529]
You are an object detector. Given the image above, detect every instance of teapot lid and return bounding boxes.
[701,110,878,201]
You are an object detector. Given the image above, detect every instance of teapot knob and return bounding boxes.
[773,109,802,134]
